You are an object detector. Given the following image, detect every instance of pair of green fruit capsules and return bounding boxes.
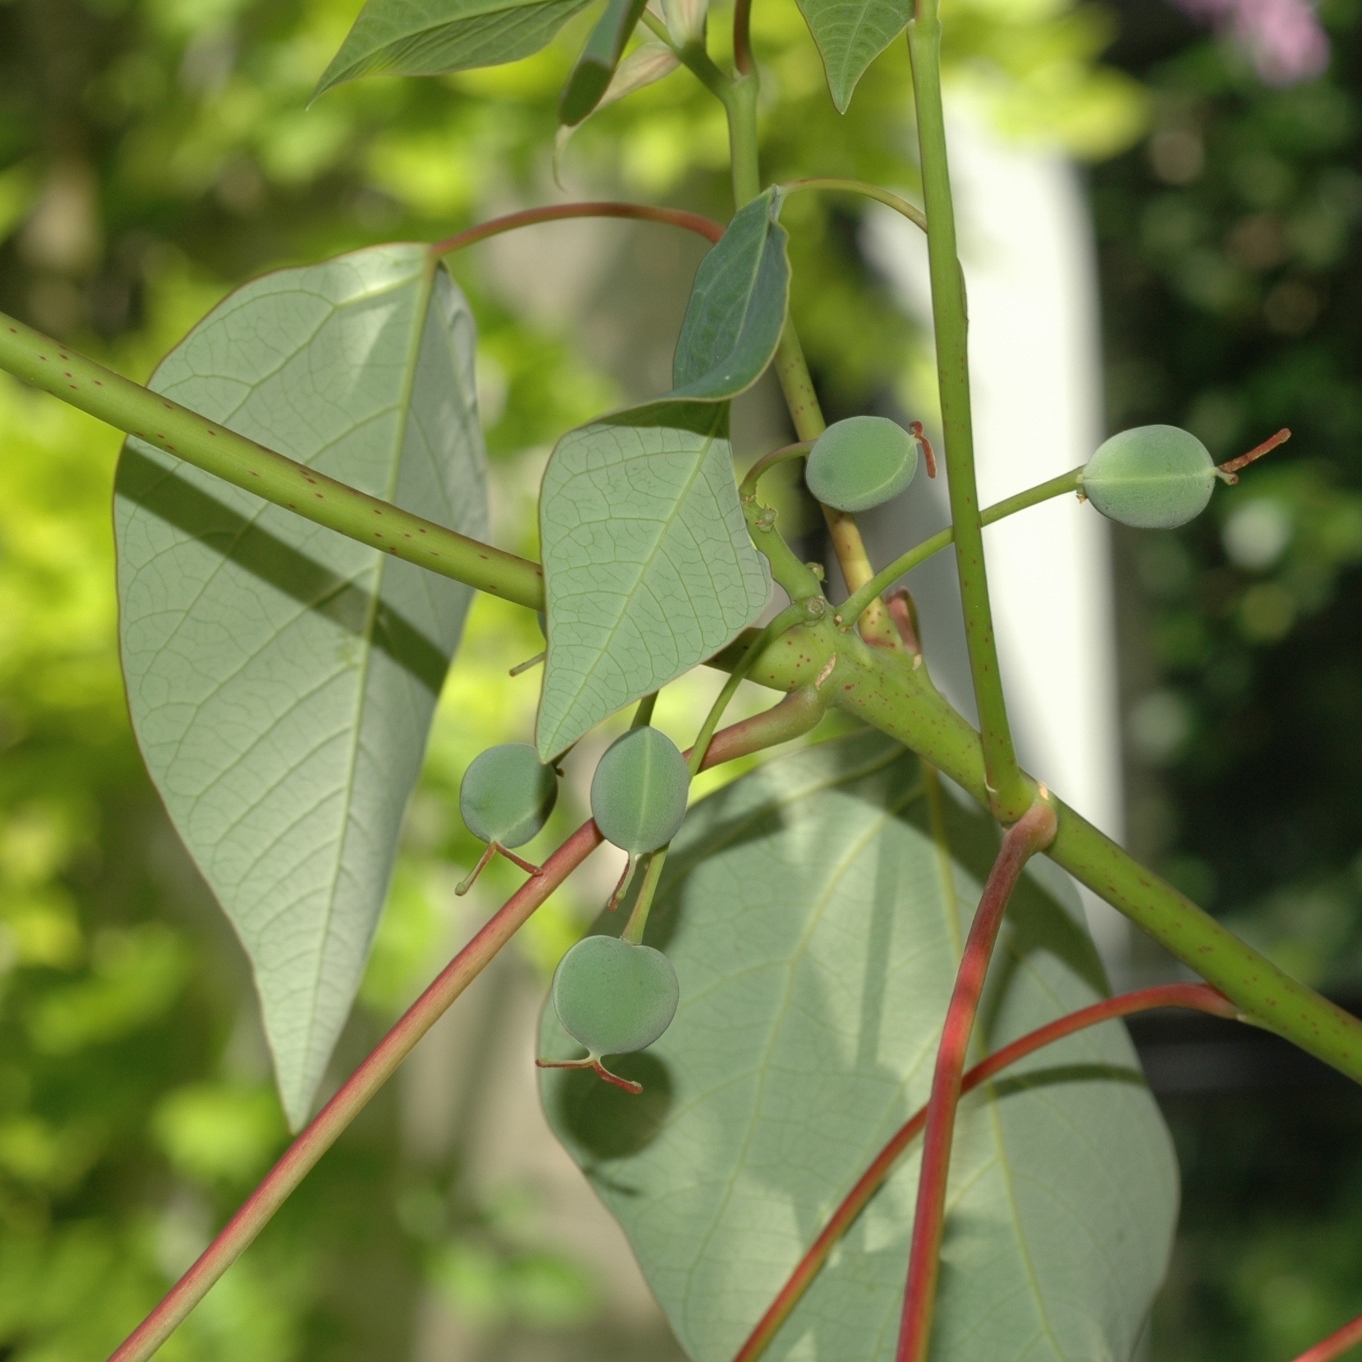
[803,414,1228,530]
[458,725,691,1090]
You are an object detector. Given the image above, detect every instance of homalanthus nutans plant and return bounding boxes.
[0,0,1358,1358]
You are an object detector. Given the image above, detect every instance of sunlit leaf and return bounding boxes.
[535,400,769,760]
[541,733,1178,1362]
[315,0,594,98]
[671,187,790,401]
[559,0,652,126]
[796,0,911,113]
[115,244,487,1128]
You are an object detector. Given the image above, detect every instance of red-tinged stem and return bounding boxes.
[430,202,725,258]
[732,983,1238,1362]
[896,797,1058,1362]
[733,0,754,74]
[1219,426,1291,479]
[534,1055,644,1093]
[108,694,819,1362]
[1294,1312,1362,1362]
[108,818,604,1362]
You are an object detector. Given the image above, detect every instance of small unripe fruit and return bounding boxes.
[460,743,558,849]
[552,935,679,1056]
[1081,425,1216,529]
[590,727,690,854]
[805,416,919,513]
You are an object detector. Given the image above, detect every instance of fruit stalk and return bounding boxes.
[895,797,1058,1362]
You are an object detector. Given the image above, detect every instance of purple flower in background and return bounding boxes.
[1174,0,1329,84]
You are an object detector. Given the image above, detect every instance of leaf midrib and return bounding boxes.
[298,258,439,1089]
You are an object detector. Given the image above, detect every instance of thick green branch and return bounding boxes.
[0,310,546,609]
[826,635,1362,1086]
[907,8,1026,820]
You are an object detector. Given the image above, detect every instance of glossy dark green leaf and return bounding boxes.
[315,0,594,98]
[796,0,912,112]
[115,245,487,1129]
[540,733,1178,1362]
[535,401,769,760]
[559,0,651,126]
[670,187,789,401]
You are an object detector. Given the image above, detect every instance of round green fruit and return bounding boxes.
[552,935,679,1056]
[459,743,558,848]
[805,416,919,513]
[1081,425,1216,530]
[590,726,690,854]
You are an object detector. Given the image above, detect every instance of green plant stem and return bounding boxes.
[11,309,1362,1099]
[822,629,1362,1084]
[738,440,812,499]
[780,178,927,233]
[631,692,659,727]
[621,847,668,944]
[1294,1312,1362,1362]
[624,600,820,947]
[0,310,547,608]
[639,9,732,97]
[721,66,899,649]
[106,694,821,1362]
[725,73,763,205]
[731,984,1239,1362]
[896,797,1057,1362]
[907,4,1026,821]
[743,493,826,603]
[837,467,1084,628]
[690,601,813,776]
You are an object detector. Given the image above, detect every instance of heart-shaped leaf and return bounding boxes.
[671,187,790,401]
[796,0,912,113]
[315,0,594,98]
[540,733,1178,1362]
[535,401,770,760]
[115,244,488,1129]
[559,0,651,126]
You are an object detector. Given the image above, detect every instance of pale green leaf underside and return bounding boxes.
[115,244,487,1128]
[796,0,912,112]
[671,187,790,401]
[540,734,1178,1362]
[315,0,593,97]
[535,402,770,759]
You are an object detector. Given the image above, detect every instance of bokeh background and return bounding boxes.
[1,0,1361,1357]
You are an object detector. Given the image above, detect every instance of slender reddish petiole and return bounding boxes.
[534,1054,644,1093]
[730,983,1238,1362]
[1218,426,1291,481]
[896,798,1058,1362]
[909,421,937,479]
[1293,1311,1362,1362]
[107,693,820,1362]
[430,202,725,258]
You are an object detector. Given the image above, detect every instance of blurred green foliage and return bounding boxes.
[1095,3,1362,1356]
[0,0,1147,1355]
